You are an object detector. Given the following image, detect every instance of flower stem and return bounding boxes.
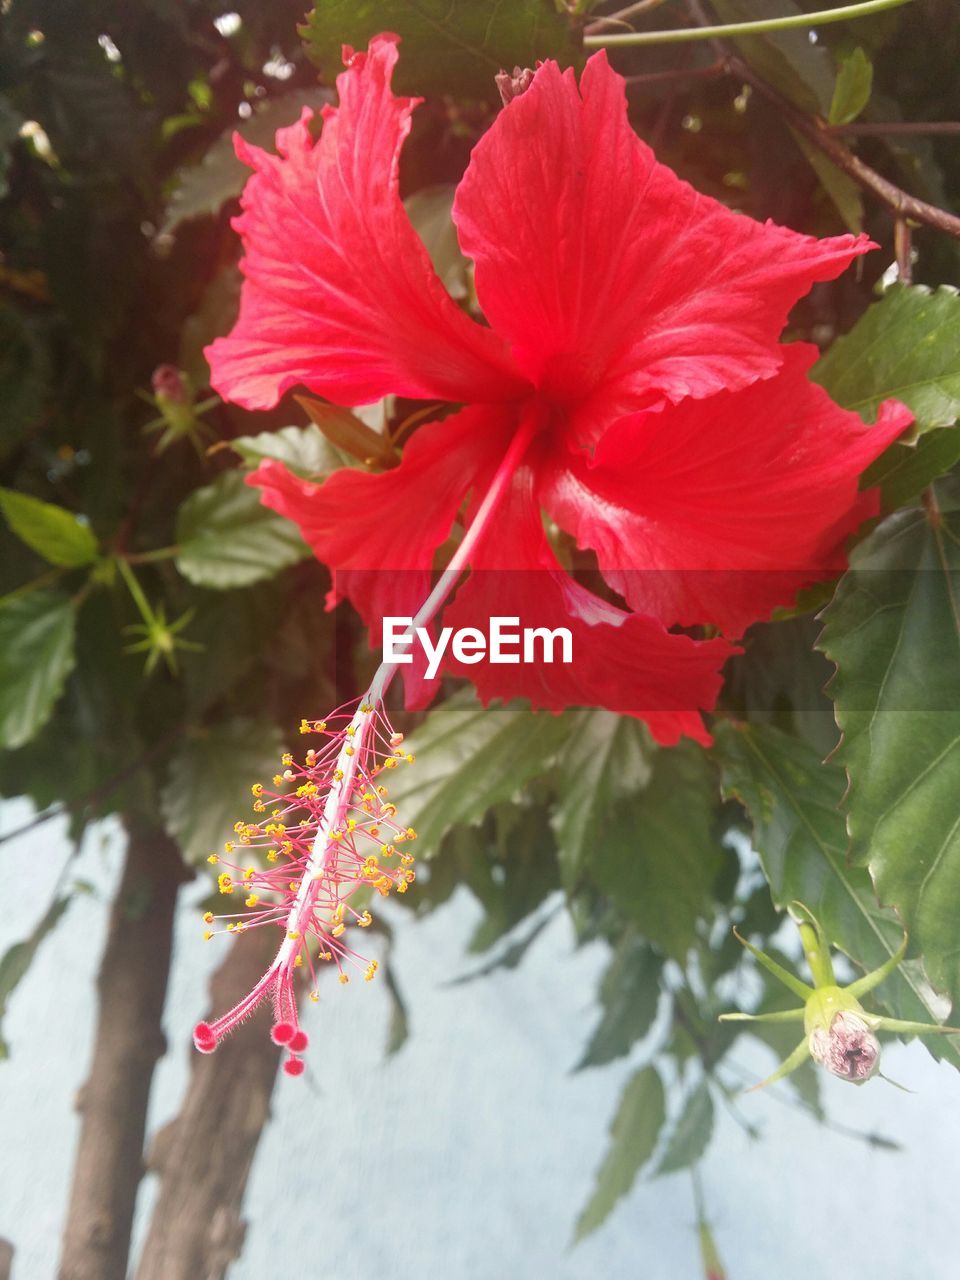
[584,0,916,48]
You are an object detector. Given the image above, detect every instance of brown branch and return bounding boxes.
[133,926,283,1280]
[725,56,960,239]
[57,818,188,1280]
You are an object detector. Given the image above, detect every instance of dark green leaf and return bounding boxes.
[653,1082,715,1176]
[0,591,76,749]
[0,892,71,1059]
[301,1,583,102]
[0,488,98,567]
[712,720,960,1065]
[386,694,571,856]
[819,503,960,1005]
[829,47,873,126]
[710,0,835,114]
[576,931,662,1070]
[589,742,721,962]
[574,1065,665,1240]
[161,88,332,233]
[789,127,863,234]
[161,716,285,865]
[175,469,309,589]
[552,710,654,888]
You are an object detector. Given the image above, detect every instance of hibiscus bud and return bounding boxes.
[809,1010,880,1082]
[151,363,188,404]
[495,65,535,107]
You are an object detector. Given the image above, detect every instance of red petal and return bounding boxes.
[540,345,912,636]
[250,406,515,705]
[442,466,733,745]
[454,52,872,441]
[208,35,524,410]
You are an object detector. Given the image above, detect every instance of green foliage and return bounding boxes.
[574,1065,666,1241]
[0,591,76,749]
[829,47,873,125]
[175,469,309,589]
[230,424,346,480]
[710,0,836,114]
[160,716,285,865]
[819,498,960,1005]
[576,931,662,1070]
[0,488,99,568]
[653,1082,715,1177]
[301,0,583,100]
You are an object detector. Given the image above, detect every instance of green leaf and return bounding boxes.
[161,716,285,865]
[819,502,960,1005]
[295,396,397,470]
[0,488,98,567]
[301,0,583,102]
[574,1065,666,1240]
[552,710,653,888]
[576,931,662,1070]
[814,286,960,509]
[653,1082,715,1177]
[829,47,873,125]
[0,892,71,1059]
[712,720,960,1065]
[589,742,721,962]
[386,694,571,856]
[0,591,76,749]
[161,88,332,233]
[175,469,309,589]
[229,424,347,480]
[710,0,835,114]
[789,127,863,234]
[814,286,960,429]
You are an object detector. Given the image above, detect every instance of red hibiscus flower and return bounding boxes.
[207,34,910,745]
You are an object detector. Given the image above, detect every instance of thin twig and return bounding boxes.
[584,0,916,47]
[831,121,960,137]
[624,61,724,89]
[726,55,960,239]
[585,0,674,37]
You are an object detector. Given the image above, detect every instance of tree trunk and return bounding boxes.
[134,926,282,1280]
[58,817,187,1280]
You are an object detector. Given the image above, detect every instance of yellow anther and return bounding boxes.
[244,867,255,880]
[234,921,244,932]
[319,950,333,961]
[396,880,409,894]
[289,880,300,892]
[310,990,320,1002]
[305,750,317,767]
[383,804,397,817]
[369,824,380,837]
[406,828,417,840]
[299,719,311,734]
[345,745,355,756]
[364,855,379,869]
[252,800,265,813]
[364,961,378,982]
[203,930,214,941]
[266,851,278,863]
[333,904,345,924]
[347,818,357,832]
[227,922,236,932]
[245,894,259,908]
[330,830,343,842]
[338,973,349,985]
[405,869,416,883]
[224,841,235,854]
[294,954,303,967]
[345,725,355,737]
[358,911,373,928]
[251,783,264,797]
[360,703,373,713]
[202,911,214,924]
[207,854,219,865]
[332,923,346,938]
[288,930,300,941]
[405,754,415,764]
[401,853,415,867]
[281,752,293,766]
[315,720,327,732]
[218,872,233,894]
[273,774,284,786]
[333,769,344,782]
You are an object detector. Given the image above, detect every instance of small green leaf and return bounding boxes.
[301,0,583,102]
[0,488,98,567]
[574,1065,666,1240]
[819,502,960,1006]
[0,892,72,1059]
[589,742,721,962]
[386,693,571,856]
[0,591,76,749]
[162,88,332,233]
[829,47,873,125]
[175,469,309,590]
[790,127,863,233]
[576,931,662,1070]
[161,717,285,865]
[229,423,347,480]
[712,720,960,1066]
[653,1082,715,1177]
